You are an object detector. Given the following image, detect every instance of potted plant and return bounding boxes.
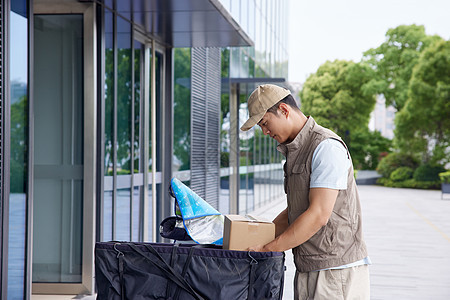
[439,170,450,199]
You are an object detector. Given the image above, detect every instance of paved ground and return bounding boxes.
[251,185,450,300]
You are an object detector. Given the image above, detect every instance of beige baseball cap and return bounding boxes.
[240,84,291,131]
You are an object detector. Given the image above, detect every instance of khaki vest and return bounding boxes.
[277,117,368,272]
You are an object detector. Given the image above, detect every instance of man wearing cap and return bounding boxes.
[242,84,370,299]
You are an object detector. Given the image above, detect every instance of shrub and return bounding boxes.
[377,178,440,189]
[348,129,392,170]
[376,152,419,178]
[390,167,414,182]
[413,164,446,182]
[439,170,450,183]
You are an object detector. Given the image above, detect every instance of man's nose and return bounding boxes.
[263,129,270,135]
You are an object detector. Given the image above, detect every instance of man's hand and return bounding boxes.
[247,244,267,252]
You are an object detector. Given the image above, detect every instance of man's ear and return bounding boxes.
[278,103,289,117]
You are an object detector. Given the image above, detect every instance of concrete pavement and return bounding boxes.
[251,185,450,300]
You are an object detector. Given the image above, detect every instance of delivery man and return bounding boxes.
[241,84,370,299]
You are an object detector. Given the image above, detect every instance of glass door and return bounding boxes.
[101,11,164,244]
[32,1,97,295]
[33,14,84,284]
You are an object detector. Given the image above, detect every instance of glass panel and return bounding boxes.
[103,190,113,241]
[247,172,254,212]
[116,188,131,241]
[116,16,132,175]
[230,47,241,78]
[149,51,163,173]
[103,10,114,241]
[239,92,250,214]
[148,50,163,241]
[173,48,191,172]
[248,0,255,41]
[33,14,83,283]
[254,127,263,209]
[264,135,270,204]
[148,186,154,240]
[219,57,230,213]
[132,40,143,242]
[132,186,141,241]
[104,10,114,176]
[9,2,28,296]
[113,16,133,241]
[134,40,143,173]
[241,0,248,34]
[230,0,240,24]
[155,52,162,173]
[116,0,131,20]
[104,0,113,9]
[219,0,231,12]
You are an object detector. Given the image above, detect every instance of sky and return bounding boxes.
[288,0,450,83]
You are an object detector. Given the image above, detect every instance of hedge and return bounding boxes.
[377,178,440,190]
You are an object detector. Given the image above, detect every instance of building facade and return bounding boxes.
[0,0,289,298]
[369,95,396,140]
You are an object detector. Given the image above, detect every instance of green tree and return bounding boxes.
[348,129,392,170]
[300,59,377,146]
[395,40,450,165]
[363,25,442,111]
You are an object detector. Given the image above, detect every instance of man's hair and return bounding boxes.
[266,94,300,115]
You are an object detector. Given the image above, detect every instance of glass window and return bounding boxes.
[134,40,143,173]
[219,49,230,214]
[132,40,143,242]
[248,0,255,41]
[116,0,131,20]
[116,16,132,175]
[8,2,28,297]
[220,0,232,12]
[230,0,241,24]
[116,188,131,241]
[148,51,162,174]
[132,186,140,241]
[173,48,191,172]
[115,16,132,241]
[230,47,241,78]
[238,91,254,214]
[148,50,163,241]
[154,52,163,173]
[240,0,248,35]
[103,9,114,241]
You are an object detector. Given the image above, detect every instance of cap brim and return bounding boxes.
[240,111,266,131]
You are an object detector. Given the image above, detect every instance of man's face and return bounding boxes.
[257,110,290,143]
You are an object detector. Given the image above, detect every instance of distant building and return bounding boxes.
[369,95,396,139]
[286,81,303,107]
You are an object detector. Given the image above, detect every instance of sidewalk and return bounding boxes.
[251,185,450,300]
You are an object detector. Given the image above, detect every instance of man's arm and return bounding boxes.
[273,208,289,237]
[249,188,338,252]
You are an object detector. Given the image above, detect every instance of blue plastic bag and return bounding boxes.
[170,178,224,245]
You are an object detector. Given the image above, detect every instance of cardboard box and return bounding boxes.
[223,214,275,251]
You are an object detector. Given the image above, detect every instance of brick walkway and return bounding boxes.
[251,185,450,299]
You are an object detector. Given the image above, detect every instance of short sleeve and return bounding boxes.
[310,138,350,190]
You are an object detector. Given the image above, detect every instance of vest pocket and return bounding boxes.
[298,223,336,256]
[290,163,309,189]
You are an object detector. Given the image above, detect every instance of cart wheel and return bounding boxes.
[168,184,175,198]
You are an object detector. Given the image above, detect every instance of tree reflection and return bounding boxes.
[10,93,27,193]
